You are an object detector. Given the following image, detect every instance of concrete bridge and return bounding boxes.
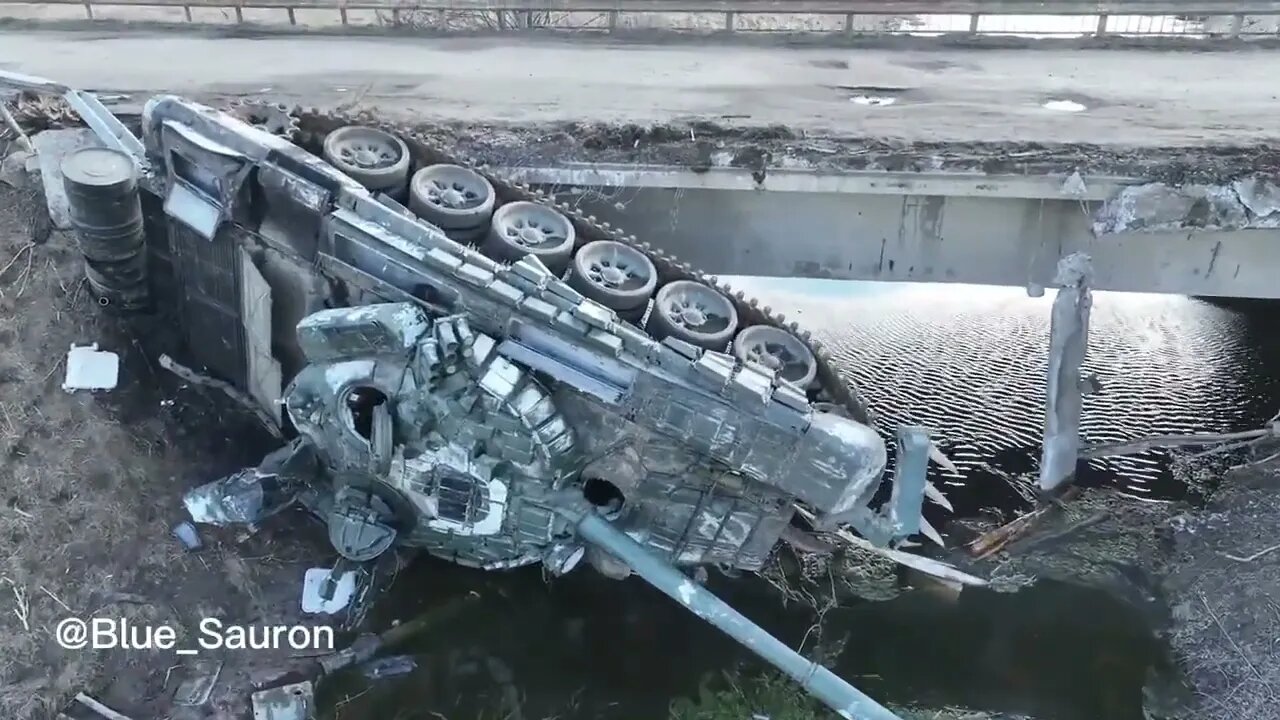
[4,25,1276,499]
[503,163,1280,299]
[3,28,1280,298]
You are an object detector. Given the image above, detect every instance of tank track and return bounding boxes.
[287,106,873,427]
[226,98,300,142]
[9,93,870,425]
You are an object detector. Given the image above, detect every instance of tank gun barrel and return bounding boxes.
[564,504,902,720]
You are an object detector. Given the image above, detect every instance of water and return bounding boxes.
[731,279,1280,514]
[320,281,1280,720]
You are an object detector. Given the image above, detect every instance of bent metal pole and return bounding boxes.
[568,508,902,720]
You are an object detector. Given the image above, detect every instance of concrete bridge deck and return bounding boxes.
[4,30,1280,296]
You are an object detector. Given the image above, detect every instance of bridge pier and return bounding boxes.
[1039,254,1092,492]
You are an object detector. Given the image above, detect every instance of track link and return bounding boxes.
[295,106,870,425]
[294,106,871,424]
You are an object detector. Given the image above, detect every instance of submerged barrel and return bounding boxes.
[61,147,150,312]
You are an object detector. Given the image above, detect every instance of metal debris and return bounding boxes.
[300,568,357,615]
[159,354,284,440]
[173,658,223,706]
[0,102,32,152]
[888,426,931,540]
[72,693,134,720]
[62,343,119,393]
[171,521,202,551]
[250,681,314,720]
[359,654,417,680]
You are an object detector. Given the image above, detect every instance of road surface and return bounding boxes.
[1,30,1278,146]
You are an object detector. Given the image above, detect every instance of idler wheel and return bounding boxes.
[482,201,575,274]
[568,240,657,312]
[732,324,818,388]
[322,125,410,192]
[409,164,496,235]
[229,100,299,140]
[646,280,738,350]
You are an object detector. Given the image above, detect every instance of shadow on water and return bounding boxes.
[320,281,1279,720]
[321,558,1169,720]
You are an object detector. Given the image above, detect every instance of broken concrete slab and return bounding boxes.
[32,128,101,230]
[1090,175,1280,235]
[1232,175,1280,222]
[1093,182,1248,235]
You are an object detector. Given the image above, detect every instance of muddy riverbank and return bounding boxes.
[0,177,334,719]
[1163,454,1280,719]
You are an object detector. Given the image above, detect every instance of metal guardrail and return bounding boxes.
[2,0,1279,37]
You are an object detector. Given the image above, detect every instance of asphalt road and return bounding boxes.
[2,30,1279,146]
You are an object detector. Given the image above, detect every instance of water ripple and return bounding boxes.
[729,278,1280,513]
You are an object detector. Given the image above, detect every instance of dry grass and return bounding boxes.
[0,175,322,718]
[1164,460,1280,720]
[0,181,186,717]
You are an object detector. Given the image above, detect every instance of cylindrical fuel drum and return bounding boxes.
[61,147,151,312]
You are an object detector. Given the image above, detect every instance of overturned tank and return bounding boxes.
[3,73,954,719]
[122,97,910,573]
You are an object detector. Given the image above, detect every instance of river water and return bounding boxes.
[736,279,1280,513]
[322,281,1280,720]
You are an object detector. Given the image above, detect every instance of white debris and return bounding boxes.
[919,517,946,548]
[251,680,313,720]
[301,568,357,615]
[62,343,119,393]
[1233,176,1280,220]
[1060,170,1087,197]
[1043,99,1086,112]
[927,442,960,475]
[676,579,696,606]
[924,480,954,513]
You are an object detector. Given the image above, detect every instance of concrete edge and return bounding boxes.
[5,16,1280,53]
